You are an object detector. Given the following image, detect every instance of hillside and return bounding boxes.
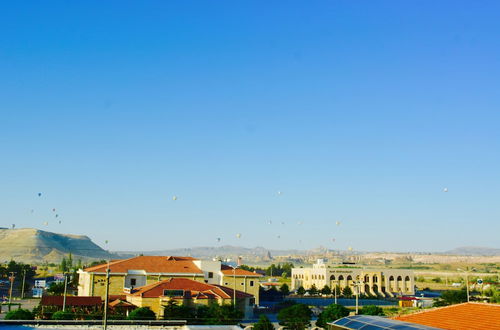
[0,228,115,264]
[444,246,500,256]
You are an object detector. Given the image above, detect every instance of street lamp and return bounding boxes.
[457,268,476,302]
[353,281,363,314]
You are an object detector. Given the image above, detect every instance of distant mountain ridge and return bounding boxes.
[444,246,500,256]
[0,228,115,264]
[114,245,306,259]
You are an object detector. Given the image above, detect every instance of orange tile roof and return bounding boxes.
[84,256,203,274]
[393,302,500,330]
[129,278,254,299]
[220,265,263,277]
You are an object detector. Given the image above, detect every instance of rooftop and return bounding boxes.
[128,277,254,299]
[84,256,203,274]
[393,302,500,330]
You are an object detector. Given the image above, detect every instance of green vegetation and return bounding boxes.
[163,300,193,320]
[316,304,349,328]
[360,305,385,316]
[47,281,65,295]
[253,314,274,330]
[5,309,34,320]
[341,286,353,297]
[321,285,331,295]
[162,301,244,325]
[279,283,290,295]
[297,286,306,295]
[127,307,156,320]
[52,311,75,320]
[308,284,318,295]
[277,303,312,330]
[433,289,468,306]
[240,262,295,278]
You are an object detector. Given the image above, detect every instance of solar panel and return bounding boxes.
[330,315,441,330]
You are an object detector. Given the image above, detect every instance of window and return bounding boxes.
[225,283,228,285]
[163,289,184,297]
[250,280,254,287]
[130,278,136,286]
[208,272,214,278]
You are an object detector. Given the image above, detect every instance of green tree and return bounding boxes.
[253,314,274,330]
[52,311,75,320]
[433,289,467,306]
[60,257,68,272]
[203,304,243,325]
[342,286,353,297]
[297,286,306,295]
[277,303,312,330]
[316,304,349,328]
[163,300,194,320]
[360,305,385,316]
[308,284,318,295]
[47,281,65,295]
[5,309,34,320]
[128,307,156,320]
[279,283,290,295]
[321,285,331,295]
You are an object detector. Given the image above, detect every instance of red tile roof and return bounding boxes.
[393,302,500,330]
[220,265,263,277]
[41,296,102,306]
[129,278,254,300]
[84,256,203,274]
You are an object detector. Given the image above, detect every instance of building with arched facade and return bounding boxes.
[291,259,414,297]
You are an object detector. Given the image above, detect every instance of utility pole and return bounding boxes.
[8,272,16,304]
[334,284,337,305]
[103,263,110,330]
[233,266,237,310]
[21,270,26,299]
[62,273,68,311]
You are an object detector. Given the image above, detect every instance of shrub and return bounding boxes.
[127,307,156,320]
[254,314,274,330]
[360,305,384,316]
[52,311,75,320]
[316,304,349,328]
[277,303,312,330]
[5,308,34,320]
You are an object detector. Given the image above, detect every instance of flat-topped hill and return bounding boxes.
[0,228,114,264]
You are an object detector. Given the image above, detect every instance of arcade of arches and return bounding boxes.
[291,260,414,297]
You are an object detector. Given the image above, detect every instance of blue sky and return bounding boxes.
[1,1,499,252]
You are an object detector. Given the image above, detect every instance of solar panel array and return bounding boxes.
[330,315,442,330]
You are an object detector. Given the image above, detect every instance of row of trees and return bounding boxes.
[239,263,295,278]
[295,284,356,297]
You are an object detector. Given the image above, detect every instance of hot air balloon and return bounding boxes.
[443,188,448,192]
[216,237,221,243]
[236,233,242,239]
[336,221,341,226]
[348,246,353,251]
[43,221,48,226]
[38,193,42,197]
[172,195,178,201]
[52,208,56,212]
[277,191,282,196]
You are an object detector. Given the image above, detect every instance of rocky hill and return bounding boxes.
[0,228,115,264]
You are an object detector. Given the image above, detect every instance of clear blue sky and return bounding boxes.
[1,1,499,252]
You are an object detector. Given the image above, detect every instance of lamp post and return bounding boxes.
[62,273,68,311]
[353,281,362,314]
[8,272,16,304]
[103,262,110,330]
[457,268,474,302]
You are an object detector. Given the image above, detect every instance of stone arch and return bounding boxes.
[338,275,344,281]
[330,275,335,280]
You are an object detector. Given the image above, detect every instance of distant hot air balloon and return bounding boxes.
[172,195,178,201]
[348,246,353,251]
[331,238,336,242]
[336,221,341,226]
[216,237,221,243]
[277,235,281,239]
[268,220,272,225]
[38,193,42,197]
[58,220,62,224]
[443,188,448,192]
[52,208,56,212]
[236,233,242,239]
[55,214,59,218]
[43,221,48,226]
[30,209,34,214]
[105,240,109,244]
[281,221,285,225]
[277,191,282,196]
